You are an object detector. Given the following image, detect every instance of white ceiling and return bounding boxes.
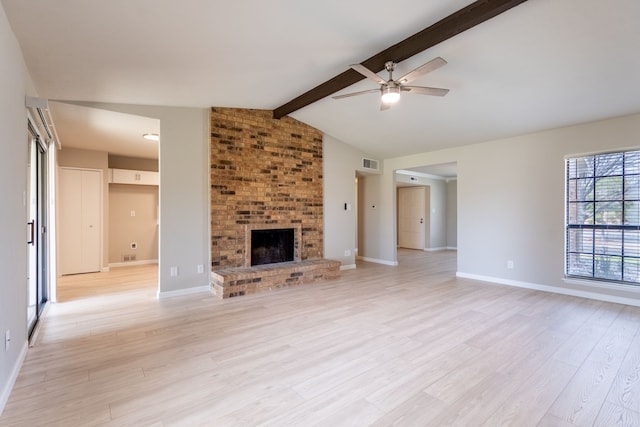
[4,0,640,168]
[402,163,458,179]
[49,102,159,159]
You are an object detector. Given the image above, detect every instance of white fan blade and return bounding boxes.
[398,57,447,84]
[402,86,449,96]
[350,64,387,85]
[332,89,380,99]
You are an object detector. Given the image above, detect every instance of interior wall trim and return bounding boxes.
[456,272,640,308]
[157,285,212,300]
[0,342,28,417]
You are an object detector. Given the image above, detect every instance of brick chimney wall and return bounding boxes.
[210,107,324,269]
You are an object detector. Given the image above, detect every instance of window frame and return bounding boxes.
[565,149,640,286]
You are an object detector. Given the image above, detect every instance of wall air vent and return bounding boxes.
[362,158,380,171]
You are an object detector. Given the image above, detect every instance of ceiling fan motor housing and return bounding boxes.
[384,61,396,72]
[381,83,401,104]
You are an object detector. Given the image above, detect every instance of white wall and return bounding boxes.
[369,113,640,305]
[446,180,457,248]
[358,172,397,265]
[109,185,158,264]
[109,155,158,172]
[0,4,35,413]
[108,155,159,265]
[64,102,210,296]
[323,134,375,267]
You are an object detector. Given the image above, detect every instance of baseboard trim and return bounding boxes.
[456,272,640,308]
[0,341,28,417]
[357,256,398,266]
[340,264,357,271]
[157,285,212,300]
[109,259,158,269]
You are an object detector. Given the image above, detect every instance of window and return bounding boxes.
[566,150,640,285]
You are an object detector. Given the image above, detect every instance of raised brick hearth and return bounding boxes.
[211,259,341,298]
[209,107,340,298]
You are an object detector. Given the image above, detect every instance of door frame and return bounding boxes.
[26,116,50,340]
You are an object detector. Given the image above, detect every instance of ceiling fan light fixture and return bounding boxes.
[381,86,400,104]
[143,133,160,141]
[334,57,449,109]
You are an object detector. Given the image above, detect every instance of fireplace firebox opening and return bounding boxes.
[250,228,295,266]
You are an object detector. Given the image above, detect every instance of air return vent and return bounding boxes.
[362,158,379,171]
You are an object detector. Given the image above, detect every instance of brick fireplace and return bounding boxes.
[209,107,339,298]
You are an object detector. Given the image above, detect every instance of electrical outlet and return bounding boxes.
[170,266,178,277]
[5,330,10,352]
[197,264,204,274]
[130,210,136,217]
[507,260,514,269]
[344,250,351,256]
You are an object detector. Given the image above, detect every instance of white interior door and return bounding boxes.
[398,186,426,250]
[59,168,101,275]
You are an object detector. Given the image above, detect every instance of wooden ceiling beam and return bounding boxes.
[273,0,528,119]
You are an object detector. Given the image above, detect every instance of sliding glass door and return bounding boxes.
[27,121,48,337]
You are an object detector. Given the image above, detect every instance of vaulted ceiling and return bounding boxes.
[3,0,640,161]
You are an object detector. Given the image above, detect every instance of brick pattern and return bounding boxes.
[211,259,341,298]
[210,107,324,269]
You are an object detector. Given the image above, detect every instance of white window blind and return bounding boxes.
[566,150,640,284]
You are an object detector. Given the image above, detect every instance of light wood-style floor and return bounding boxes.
[2,250,640,426]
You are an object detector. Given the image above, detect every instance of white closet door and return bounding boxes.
[81,170,101,272]
[398,186,426,250]
[59,168,101,275]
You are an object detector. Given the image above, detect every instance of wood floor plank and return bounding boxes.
[291,334,422,400]
[369,391,446,427]
[547,306,640,426]
[594,401,640,427]
[495,327,571,382]
[482,359,578,426]
[366,342,482,412]
[536,413,579,427]
[424,371,525,426]
[310,399,385,427]
[2,251,640,426]
[553,303,623,367]
[208,387,306,427]
[606,318,640,413]
[251,361,403,426]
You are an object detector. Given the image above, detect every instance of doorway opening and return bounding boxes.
[395,162,458,263]
[50,103,160,302]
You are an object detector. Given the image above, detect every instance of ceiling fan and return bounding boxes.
[332,57,450,110]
